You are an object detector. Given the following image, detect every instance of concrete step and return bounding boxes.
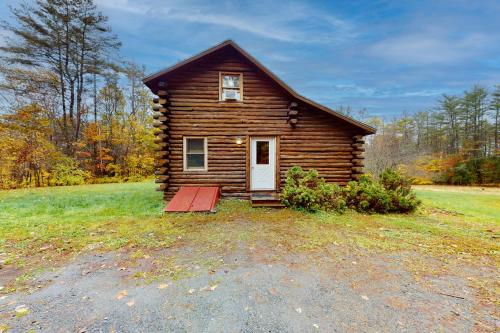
[250,193,284,208]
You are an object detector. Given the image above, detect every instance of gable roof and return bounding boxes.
[143,40,376,134]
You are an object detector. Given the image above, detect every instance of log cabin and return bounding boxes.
[143,40,375,206]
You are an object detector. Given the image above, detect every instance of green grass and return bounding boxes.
[414,185,500,223]
[0,182,498,301]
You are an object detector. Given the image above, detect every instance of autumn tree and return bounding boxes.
[0,0,121,153]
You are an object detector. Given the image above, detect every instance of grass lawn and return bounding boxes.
[0,182,498,303]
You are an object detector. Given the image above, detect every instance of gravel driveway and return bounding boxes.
[1,237,496,333]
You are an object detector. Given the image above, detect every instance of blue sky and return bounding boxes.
[1,0,499,118]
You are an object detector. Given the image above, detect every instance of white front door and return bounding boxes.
[250,137,276,190]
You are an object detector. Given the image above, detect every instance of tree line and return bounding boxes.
[0,0,155,189]
[362,85,499,185]
[0,0,498,189]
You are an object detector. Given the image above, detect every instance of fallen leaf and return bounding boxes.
[188,288,195,294]
[361,295,369,301]
[209,284,218,291]
[313,324,319,329]
[268,288,278,295]
[15,304,29,316]
[352,261,357,265]
[126,300,135,307]
[158,284,168,289]
[116,290,128,300]
[296,307,302,314]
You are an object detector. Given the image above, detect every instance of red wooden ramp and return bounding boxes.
[165,186,220,212]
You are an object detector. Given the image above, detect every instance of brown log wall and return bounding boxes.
[157,48,364,199]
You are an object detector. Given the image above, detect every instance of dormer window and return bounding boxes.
[220,72,242,101]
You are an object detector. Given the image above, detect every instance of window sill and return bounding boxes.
[219,99,243,103]
[183,168,208,172]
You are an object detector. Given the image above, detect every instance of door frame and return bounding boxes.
[246,135,280,192]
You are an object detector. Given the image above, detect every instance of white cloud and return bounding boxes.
[94,0,150,14]
[95,0,356,44]
[369,32,492,65]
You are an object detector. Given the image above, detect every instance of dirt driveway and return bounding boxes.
[0,231,497,333]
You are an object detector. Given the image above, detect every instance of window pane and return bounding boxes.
[222,88,241,101]
[186,138,204,153]
[223,75,240,88]
[187,153,205,168]
[256,141,269,164]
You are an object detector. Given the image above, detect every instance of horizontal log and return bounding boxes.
[351,167,363,173]
[155,175,169,183]
[353,135,363,141]
[352,157,364,162]
[289,118,298,125]
[156,90,168,97]
[288,110,298,117]
[153,113,167,120]
[154,133,169,139]
[155,151,170,158]
[155,142,168,149]
[157,184,168,191]
[154,137,168,144]
[153,122,169,130]
[155,169,169,176]
[351,174,362,180]
[155,160,169,166]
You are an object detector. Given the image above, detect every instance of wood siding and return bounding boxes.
[159,48,362,199]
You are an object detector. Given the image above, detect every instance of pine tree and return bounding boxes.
[0,0,121,152]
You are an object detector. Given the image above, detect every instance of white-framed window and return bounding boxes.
[219,72,243,101]
[183,137,207,171]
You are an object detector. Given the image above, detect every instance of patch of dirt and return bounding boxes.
[1,230,498,332]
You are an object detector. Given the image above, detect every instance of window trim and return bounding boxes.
[183,137,208,172]
[219,72,243,102]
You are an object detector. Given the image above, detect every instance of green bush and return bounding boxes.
[345,170,420,213]
[281,166,346,212]
[282,166,420,214]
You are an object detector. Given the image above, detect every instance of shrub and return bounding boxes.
[282,167,420,214]
[344,170,421,213]
[281,166,346,212]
